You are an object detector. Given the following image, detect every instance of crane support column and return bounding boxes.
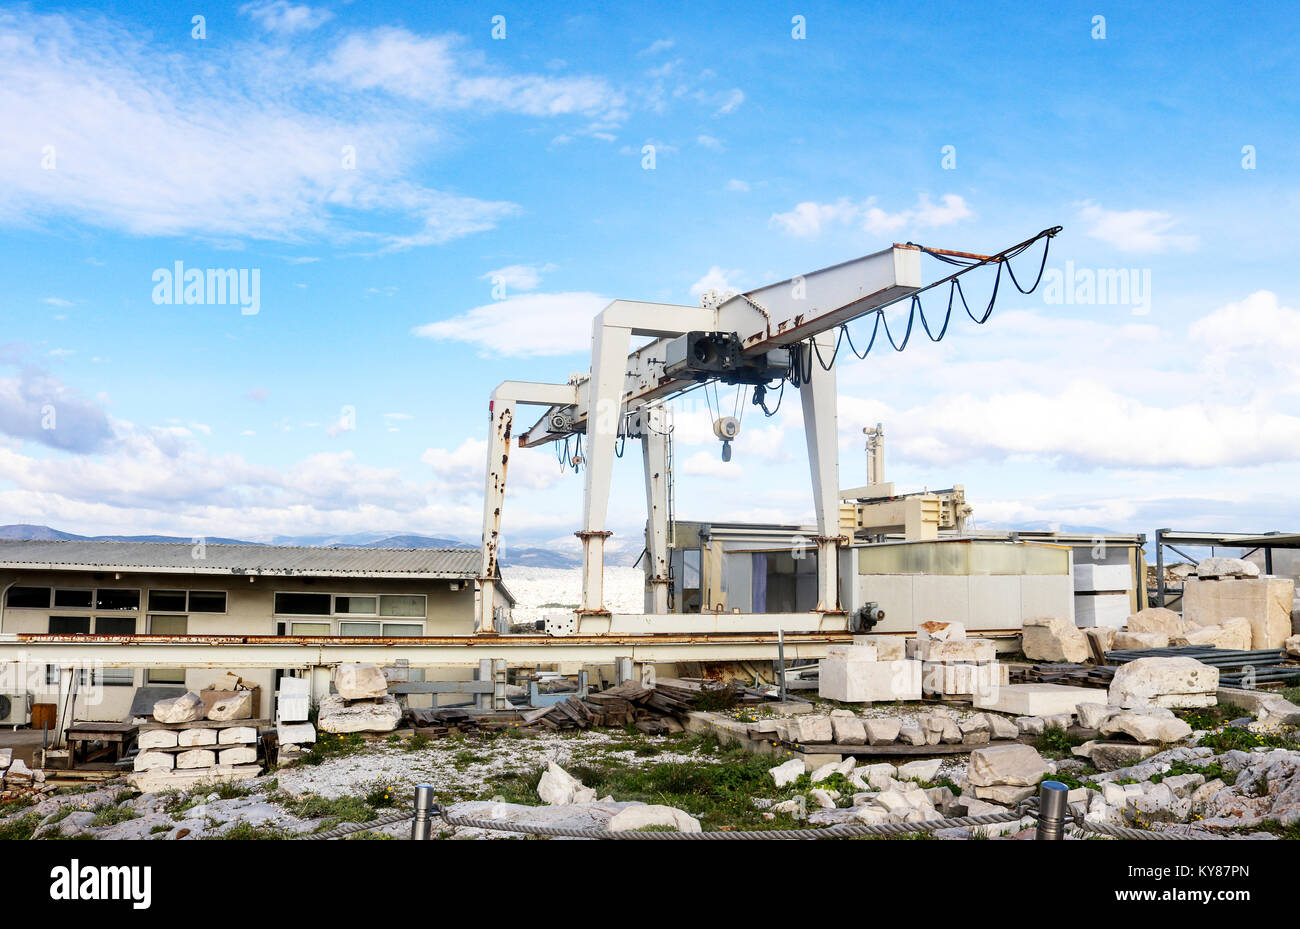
[476,397,515,633]
[640,406,671,613]
[800,333,845,614]
[578,320,633,615]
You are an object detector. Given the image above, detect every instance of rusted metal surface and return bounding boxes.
[9,630,851,647]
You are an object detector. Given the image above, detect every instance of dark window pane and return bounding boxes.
[95,589,139,611]
[53,589,93,608]
[96,616,136,635]
[93,668,134,687]
[335,596,376,614]
[7,586,50,608]
[146,668,186,684]
[49,616,91,635]
[188,590,226,613]
[148,590,187,612]
[274,592,331,615]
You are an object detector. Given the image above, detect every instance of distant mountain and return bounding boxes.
[0,524,592,568]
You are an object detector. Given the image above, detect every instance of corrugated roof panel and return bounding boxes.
[0,540,482,578]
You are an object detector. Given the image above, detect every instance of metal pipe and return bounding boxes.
[1035,781,1069,841]
[412,784,436,840]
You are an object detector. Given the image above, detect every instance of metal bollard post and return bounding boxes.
[1035,780,1069,840]
[412,784,436,840]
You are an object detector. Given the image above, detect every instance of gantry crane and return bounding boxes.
[474,228,1060,636]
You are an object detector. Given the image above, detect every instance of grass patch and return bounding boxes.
[90,801,140,828]
[1197,727,1300,754]
[1149,759,1237,787]
[1178,703,1247,730]
[298,732,366,766]
[1034,726,1089,759]
[208,823,289,840]
[0,813,41,841]
[0,794,36,815]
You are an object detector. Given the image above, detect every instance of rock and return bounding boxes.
[1076,703,1122,730]
[863,718,901,745]
[898,759,942,783]
[1190,778,1226,810]
[851,805,890,825]
[769,759,805,788]
[334,663,389,700]
[863,763,899,792]
[316,694,402,733]
[607,804,701,833]
[133,751,174,772]
[810,761,841,784]
[1287,635,1300,658]
[537,761,597,806]
[1183,576,1295,649]
[809,789,838,809]
[153,691,206,723]
[1114,631,1169,649]
[1099,712,1193,745]
[1162,773,1205,798]
[138,729,178,749]
[1016,716,1045,736]
[1195,556,1259,579]
[1108,657,1219,709]
[830,715,867,745]
[449,799,636,834]
[4,758,33,783]
[1071,740,1160,771]
[873,788,912,814]
[785,715,834,744]
[218,726,258,744]
[1126,607,1188,636]
[1171,618,1253,651]
[176,749,216,769]
[1021,617,1090,664]
[178,728,217,747]
[218,746,257,766]
[967,745,1049,788]
[984,714,1019,741]
[206,689,254,721]
[972,784,1036,804]
[0,748,10,769]
[277,722,316,745]
[898,722,926,746]
[916,620,966,641]
[853,634,906,661]
[1084,626,1116,654]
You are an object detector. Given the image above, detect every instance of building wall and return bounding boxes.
[0,569,478,726]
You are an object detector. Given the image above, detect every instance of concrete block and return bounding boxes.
[1074,593,1131,629]
[908,638,996,662]
[1021,617,1089,663]
[852,634,905,661]
[826,644,878,661]
[974,683,1099,716]
[133,750,174,772]
[218,746,257,766]
[178,728,217,747]
[1074,564,1133,593]
[1182,577,1295,649]
[176,749,216,769]
[218,726,258,745]
[138,729,178,750]
[819,658,921,703]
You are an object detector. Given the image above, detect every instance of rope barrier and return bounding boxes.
[305,809,414,840]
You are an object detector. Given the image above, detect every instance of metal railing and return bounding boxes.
[310,781,1204,841]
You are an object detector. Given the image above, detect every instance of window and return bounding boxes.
[335,596,377,615]
[339,621,423,637]
[379,595,425,618]
[275,592,331,615]
[339,621,377,637]
[96,616,136,635]
[93,668,134,687]
[49,616,91,635]
[382,623,422,637]
[148,590,187,612]
[95,588,139,611]
[290,622,330,635]
[149,615,187,635]
[146,668,186,684]
[7,586,50,608]
[45,666,89,685]
[188,590,226,613]
[53,589,93,608]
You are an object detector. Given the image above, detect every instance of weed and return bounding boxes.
[1034,726,1089,758]
[209,823,289,840]
[90,802,140,828]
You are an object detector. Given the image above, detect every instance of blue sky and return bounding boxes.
[1,0,1298,556]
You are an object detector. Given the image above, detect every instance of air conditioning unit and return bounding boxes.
[0,693,32,726]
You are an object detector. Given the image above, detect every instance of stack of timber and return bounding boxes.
[1012,664,1115,688]
[519,678,751,734]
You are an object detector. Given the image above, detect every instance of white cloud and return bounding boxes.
[726,178,749,192]
[43,297,73,307]
[480,263,557,293]
[412,292,610,357]
[422,437,564,492]
[240,1,333,33]
[697,134,723,151]
[0,12,532,248]
[1076,201,1198,253]
[320,28,626,120]
[0,367,113,452]
[681,450,742,478]
[771,194,974,238]
[689,266,744,297]
[638,39,675,56]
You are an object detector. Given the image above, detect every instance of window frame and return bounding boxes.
[274,590,428,636]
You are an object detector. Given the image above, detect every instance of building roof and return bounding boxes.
[0,539,486,581]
